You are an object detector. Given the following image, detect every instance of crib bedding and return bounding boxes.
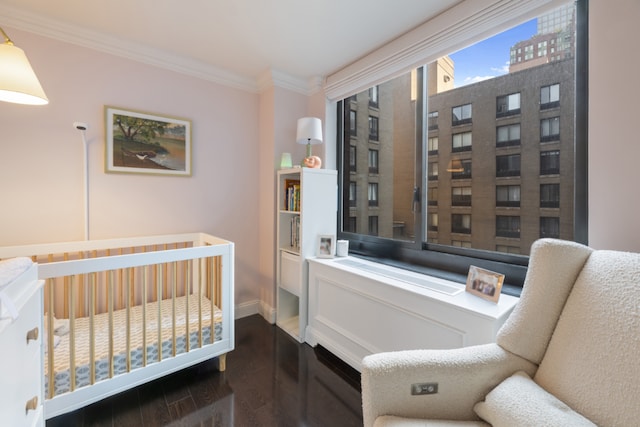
[46,293,222,397]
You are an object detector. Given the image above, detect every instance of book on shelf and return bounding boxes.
[284,179,301,211]
[289,216,300,249]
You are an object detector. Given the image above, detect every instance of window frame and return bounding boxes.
[335,0,588,294]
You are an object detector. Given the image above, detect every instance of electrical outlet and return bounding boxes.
[411,382,438,395]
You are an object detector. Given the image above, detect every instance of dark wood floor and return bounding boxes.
[46,314,363,426]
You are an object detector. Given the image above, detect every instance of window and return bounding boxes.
[369,86,379,108]
[540,83,560,109]
[349,110,357,135]
[496,185,521,207]
[428,111,438,130]
[541,117,560,141]
[451,159,472,179]
[452,132,472,152]
[540,183,560,208]
[540,150,560,175]
[427,187,438,206]
[428,161,438,180]
[369,116,379,141]
[368,183,379,206]
[540,216,560,238]
[452,187,472,206]
[496,124,521,147]
[452,214,471,234]
[496,154,521,177]
[496,216,521,238]
[368,216,378,235]
[336,1,586,292]
[496,93,520,117]
[349,145,357,172]
[452,104,472,126]
[349,182,357,207]
[369,149,379,174]
[428,137,438,153]
[427,213,438,231]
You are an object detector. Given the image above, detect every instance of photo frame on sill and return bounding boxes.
[317,234,335,258]
[465,265,505,303]
[105,106,192,176]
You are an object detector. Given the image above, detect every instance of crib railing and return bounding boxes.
[0,233,234,400]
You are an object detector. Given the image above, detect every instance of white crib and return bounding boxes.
[0,232,234,420]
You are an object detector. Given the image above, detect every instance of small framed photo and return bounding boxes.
[317,235,335,258]
[105,106,192,176]
[465,265,504,303]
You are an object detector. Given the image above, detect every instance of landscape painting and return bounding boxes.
[105,106,191,176]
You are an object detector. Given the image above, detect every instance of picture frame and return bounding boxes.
[317,234,335,258]
[465,265,504,303]
[105,106,192,176]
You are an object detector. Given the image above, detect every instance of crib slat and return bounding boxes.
[157,265,162,362]
[142,265,147,367]
[46,278,55,399]
[108,270,114,379]
[89,272,96,386]
[69,275,76,392]
[172,261,177,357]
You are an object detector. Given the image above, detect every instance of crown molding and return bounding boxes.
[257,69,324,96]
[0,5,261,93]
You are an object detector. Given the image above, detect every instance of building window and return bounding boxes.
[541,117,560,142]
[349,145,356,172]
[496,244,521,254]
[347,217,356,233]
[427,187,438,206]
[452,214,471,234]
[496,215,521,238]
[452,131,472,152]
[368,149,379,174]
[496,93,521,117]
[428,111,438,130]
[427,213,438,231]
[428,137,438,153]
[540,183,560,208]
[452,104,472,126]
[349,110,357,135]
[540,83,560,109]
[452,186,472,206]
[368,183,378,206]
[451,159,472,179]
[368,216,378,235]
[349,182,357,207]
[496,185,521,207]
[428,161,439,180]
[496,123,521,147]
[496,154,521,177]
[540,216,560,238]
[369,86,379,108]
[540,150,560,175]
[368,116,379,141]
[452,240,472,248]
[337,1,587,291]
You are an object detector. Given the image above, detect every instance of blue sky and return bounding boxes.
[450,19,537,88]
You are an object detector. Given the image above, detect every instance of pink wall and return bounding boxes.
[0,28,263,308]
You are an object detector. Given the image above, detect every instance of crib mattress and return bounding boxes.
[45,293,222,397]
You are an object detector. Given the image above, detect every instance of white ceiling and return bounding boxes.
[0,0,460,92]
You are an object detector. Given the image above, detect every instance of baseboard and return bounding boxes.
[235,299,275,324]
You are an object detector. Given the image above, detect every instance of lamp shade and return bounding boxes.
[0,41,49,105]
[296,117,323,145]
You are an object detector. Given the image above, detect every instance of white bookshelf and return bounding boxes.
[276,167,337,342]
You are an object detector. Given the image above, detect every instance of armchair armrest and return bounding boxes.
[361,343,537,426]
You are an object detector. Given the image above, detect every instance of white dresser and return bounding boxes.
[0,259,44,427]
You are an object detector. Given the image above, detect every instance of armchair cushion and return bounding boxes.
[361,344,536,426]
[473,371,596,427]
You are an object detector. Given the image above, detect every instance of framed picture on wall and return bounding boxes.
[105,106,192,176]
[465,265,504,303]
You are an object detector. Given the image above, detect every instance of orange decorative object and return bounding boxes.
[303,156,322,168]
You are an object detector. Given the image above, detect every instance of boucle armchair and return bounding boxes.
[361,239,640,427]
